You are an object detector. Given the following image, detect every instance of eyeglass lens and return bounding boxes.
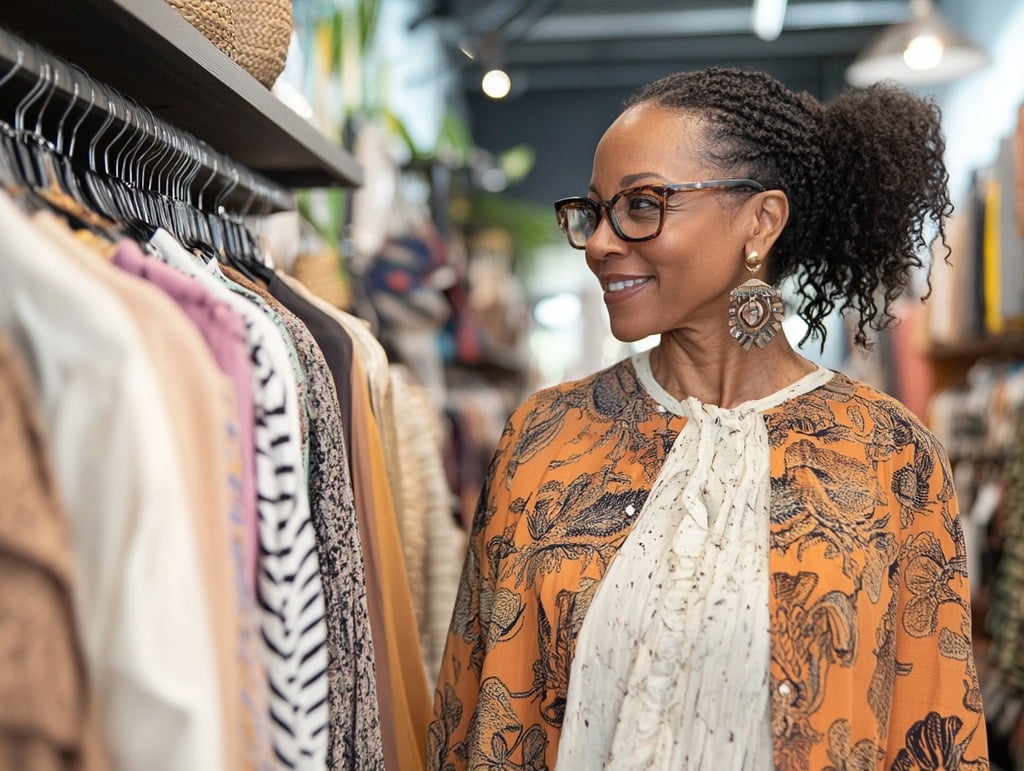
[561,188,665,247]
[561,204,598,247]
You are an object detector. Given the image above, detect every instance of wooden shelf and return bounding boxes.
[2,0,362,190]
[925,333,1024,392]
[927,333,1024,362]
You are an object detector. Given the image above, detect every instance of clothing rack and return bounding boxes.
[0,23,294,216]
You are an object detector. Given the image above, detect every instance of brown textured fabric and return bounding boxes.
[0,332,108,771]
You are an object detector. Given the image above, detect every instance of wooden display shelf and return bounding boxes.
[2,0,362,190]
[926,332,1024,391]
[928,332,1024,361]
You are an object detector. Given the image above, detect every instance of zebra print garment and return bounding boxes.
[147,230,330,768]
[232,274,385,770]
[226,285,332,769]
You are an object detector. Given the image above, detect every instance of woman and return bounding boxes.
[428,67,988,770]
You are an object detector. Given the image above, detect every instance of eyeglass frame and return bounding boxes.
[553,178,767,249]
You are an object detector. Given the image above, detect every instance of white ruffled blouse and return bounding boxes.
[555,350,833,770]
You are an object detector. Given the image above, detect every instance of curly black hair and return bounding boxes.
[626,66,953,348]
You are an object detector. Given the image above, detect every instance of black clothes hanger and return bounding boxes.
[0,25,291,254]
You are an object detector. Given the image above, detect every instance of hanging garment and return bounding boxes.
[0,331,109,771]
[33,212,251,771]
[0,192,226,771]
[347,353,432,771]
[147,230,332,769]
[279,277,453,693]
[111,241,259,596]
[278,277,409,591]
[390,364,466,687]
[108,237,275,770]
[266,273,356,472]
[265,274,423,770]
[220,264,385,771]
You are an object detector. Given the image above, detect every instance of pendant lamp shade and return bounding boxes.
[845,0,989,87]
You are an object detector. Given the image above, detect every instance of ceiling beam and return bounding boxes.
[523,0,908,42]
[501,25,878,66]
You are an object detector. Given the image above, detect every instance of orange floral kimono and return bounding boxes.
[428,358,988,770]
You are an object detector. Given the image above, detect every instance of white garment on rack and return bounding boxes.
[149,230,330,769]
[0,193,225,770]
[557,350,832,770]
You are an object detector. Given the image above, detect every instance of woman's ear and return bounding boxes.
[747,190,789,256]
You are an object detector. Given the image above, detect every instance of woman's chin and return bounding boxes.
[608,324,659,345]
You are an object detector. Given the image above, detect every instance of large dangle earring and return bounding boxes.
[728,250,784,350]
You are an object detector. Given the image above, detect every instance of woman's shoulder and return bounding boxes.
[778,369,946,454]
[511,356,645,421]
[818,370,929,423]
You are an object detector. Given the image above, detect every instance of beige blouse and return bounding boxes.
[557,351,833,769]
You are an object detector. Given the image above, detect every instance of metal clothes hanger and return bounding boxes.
[10,52,50,189]
[33,60,118,232]
[0,27,288,253]
[0,47,24,187]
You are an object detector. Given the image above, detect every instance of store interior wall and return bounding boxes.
[934,0,1024,203]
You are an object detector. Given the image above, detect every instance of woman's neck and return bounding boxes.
[648,332,818,409]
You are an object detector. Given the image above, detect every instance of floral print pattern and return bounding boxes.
[429,361,988,769]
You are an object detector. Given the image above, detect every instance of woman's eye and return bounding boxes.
[624,193,661,216]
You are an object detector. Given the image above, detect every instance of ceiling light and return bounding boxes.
[903,34,943,70]
[845,0,989,87]
[752,0,787,41]
[481,68,511,99]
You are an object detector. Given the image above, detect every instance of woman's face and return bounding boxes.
[586,103,755,343]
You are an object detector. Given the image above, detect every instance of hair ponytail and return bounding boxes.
[809,84,952,345]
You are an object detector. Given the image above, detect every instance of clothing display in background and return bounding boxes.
[365,229,453,402]
[0,182,462,770]
[443,384,515,532]
[930,134,1024,344]
[929,359,1024,768]
[984,136,1024,334]
[928,201,984,346]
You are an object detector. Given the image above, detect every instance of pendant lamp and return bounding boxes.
[845,0,989,87]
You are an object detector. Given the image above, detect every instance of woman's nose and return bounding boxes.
[586,212,627,260]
